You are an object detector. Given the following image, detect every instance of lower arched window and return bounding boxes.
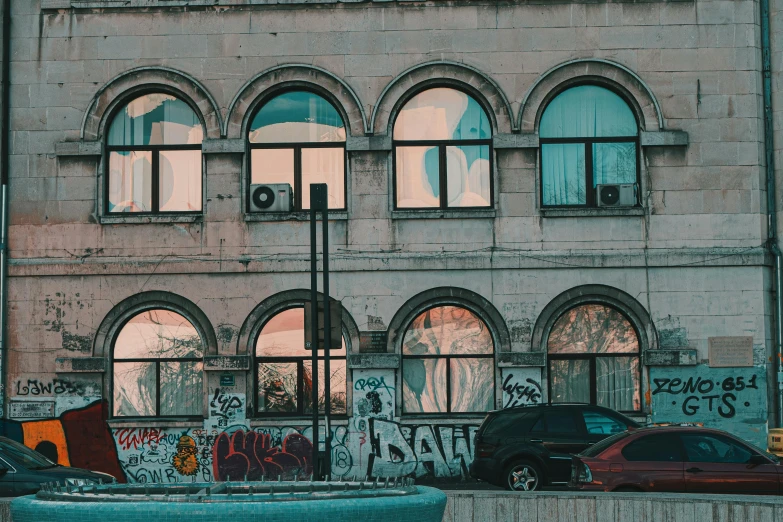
[547,304,641,412]
[112,309,204,417]
[255,307,347,416]
[402,305,495,414]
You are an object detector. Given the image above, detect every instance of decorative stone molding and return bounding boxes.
[497,352,546,368]
[202,139,245,154]
[493,134,539,149]
[55,357,106,373]
[540,208,645,218]
[640,130,689,147]
[347,353,400,369]
[644,349,698,366]
[225,64,368,139]
[371,60,516,135]
[204,355,251,371]
[55,141,102,157]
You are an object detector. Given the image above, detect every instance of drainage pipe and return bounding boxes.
[760,0,783,425]
[0,0,10,422]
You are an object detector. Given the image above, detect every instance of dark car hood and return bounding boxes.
[17,465,109,481]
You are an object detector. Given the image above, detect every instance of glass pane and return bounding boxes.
[593,142,637,186]
[548,304,639,354]
[113,362,156,416]
[622,434,683,462]
[446,145,491,207]
[549,359,590,403]
[681,434,754,464]
[396,146,440,208]
[258,362,298,413]
[108,151,152,213]
[402,358,447,413]
[255,307,347,357]
[582,410,627,435]
[303,359,347,415]
[596,357,640,411]
[393,88,491,141]
[108,94,203,146]
[301,147,345,210]
[114,309,204,359]
[450,358,494,412]
[251,149,295,187]
[544,411,580,433]
[539,85,637,139]
[160,361,203,416]
[159,150,202,212]
[541,143,585,206]
[249,91,346,143]
[402,306,494,355]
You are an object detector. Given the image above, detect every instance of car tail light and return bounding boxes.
[576,462,593,484]
[476,442,497,458]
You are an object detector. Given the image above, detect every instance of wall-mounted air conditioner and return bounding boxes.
[249,183,293,212]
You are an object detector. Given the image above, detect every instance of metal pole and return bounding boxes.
[309,192,319,478]
[0,0,11,423]
[322,202,331,480]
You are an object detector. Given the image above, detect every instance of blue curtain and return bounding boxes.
[540,85,636,139]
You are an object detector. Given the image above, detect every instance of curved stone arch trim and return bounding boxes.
[225,64,369,139]
[236,290,361,356]
[93,291,219,359]
[81,66,223,141]
[531,285,657,356]
[387,287,511,355]
[519,58,665,133]
[371,60,516,135]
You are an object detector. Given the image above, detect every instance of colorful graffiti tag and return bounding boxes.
[213,430,312,480]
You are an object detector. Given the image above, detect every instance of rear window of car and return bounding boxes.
[580,431,630,457]
[622,433,683,462]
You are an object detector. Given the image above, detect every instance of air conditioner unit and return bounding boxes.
[596,184,636,207]
[249,183,293,212]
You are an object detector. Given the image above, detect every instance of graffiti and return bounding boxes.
[115,428,213,483]
[500,369,542,408]
[206,389,246,431]
[355,376,394,395]
[172,436,200,476]
[213,430,312,481]
[115,428,163,451]
[367,419,477,479]
[210,388,243,416]
[14,378,99,397]
[650,366,767,447]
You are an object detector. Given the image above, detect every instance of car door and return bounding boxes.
[680,432,779,495]
[581,409,631,446]
[0,456,17,497]
[619,433,686,492]
[527,408,586,484]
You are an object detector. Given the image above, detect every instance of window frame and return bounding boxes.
[392,86,494,211]
[104,92,205,216]
[246,89,348,213]
[538,82,641,209]
[253,305,348,419]
[400,304,496,416]
[546,302,642,415]
[110,308,205,420]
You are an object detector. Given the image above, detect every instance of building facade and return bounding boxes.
[0,0,779,484]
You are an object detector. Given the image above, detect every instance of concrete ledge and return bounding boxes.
[497,352,545,367]
[55,140,102,157]
[346,136,392,151]
[442,490,783,522]
[540,207,645,218]
[644,348,698,366]
[493,133,539,149]
[244,211,349,222]
[391,209,496,220]
[640,130,689,147]
[99,215,202,225]
[348,353,399,369]
[204,355,250,371]
[55,357,106,373]
[203,138,244,154]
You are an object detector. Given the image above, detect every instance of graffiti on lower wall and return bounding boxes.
[500,368,542,408]
[367,418,477,479]
[649,365,768,447]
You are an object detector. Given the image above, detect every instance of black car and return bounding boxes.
[469,404,640,491]
[0,436,115,496]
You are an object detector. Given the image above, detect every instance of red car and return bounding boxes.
[570,426,783,494]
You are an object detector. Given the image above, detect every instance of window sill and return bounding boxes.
[244,211,349,222]
[249,417,349,426]
[107,418,202,429]
[399,414,489,424]
[100,215,203,225]
[391,209,496,220]
[539,207,645,218]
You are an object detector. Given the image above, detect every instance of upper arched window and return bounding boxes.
[393,88,492,210]
[255,307,347,416]
[539,85,639,207]
[112,309,204,417]
[402,305,494,414]
[248,91,346,211]
[547,303,640,412]
[106,93,203,214]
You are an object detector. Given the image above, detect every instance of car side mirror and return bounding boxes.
[749,454,769,467]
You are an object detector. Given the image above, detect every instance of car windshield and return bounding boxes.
[740,437,781,463]
[579,431,631,457]
[0,437,56,470]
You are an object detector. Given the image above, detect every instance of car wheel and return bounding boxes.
[504,460,542,492]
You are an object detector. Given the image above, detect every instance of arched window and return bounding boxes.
[106,93,203,214]
[393,88,492,209]
[248,91,346,211]
[112,309,204,417]
[547,304,641,412]
[402,306,494,413]
[255,307,347,416]
[539,85,639,207]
